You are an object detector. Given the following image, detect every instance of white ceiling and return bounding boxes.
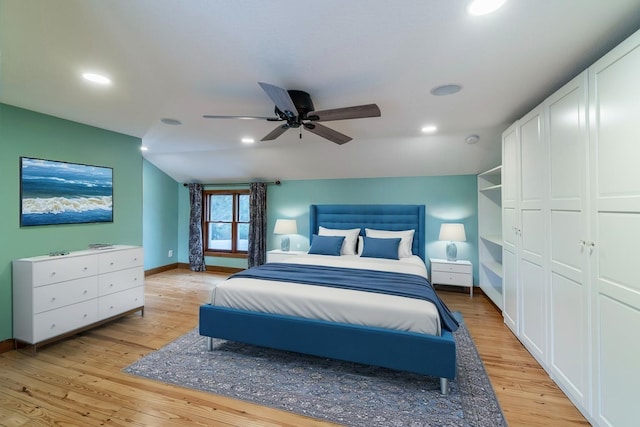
[2,0,640,184]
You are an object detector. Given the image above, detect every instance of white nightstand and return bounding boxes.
[266,250,306,263]
[429,258,473,297]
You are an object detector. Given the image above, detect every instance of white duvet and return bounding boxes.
[210,254,441,336]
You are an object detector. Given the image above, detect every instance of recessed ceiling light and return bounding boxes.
[241,137,255,144]
[140,146,149,151]
[430,84,462,96]
[467,0,507,16]
[82,72,111,85]
[421,125,438,133]
[160,118,182,125]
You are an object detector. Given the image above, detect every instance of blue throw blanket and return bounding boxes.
[230,263,459,332]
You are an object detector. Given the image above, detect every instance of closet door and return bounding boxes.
[589,32,640,427]
[546,71,591,412]
[501,123,519,334]
[517,106,548,363]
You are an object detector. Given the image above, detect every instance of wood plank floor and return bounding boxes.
[0,269,590,426]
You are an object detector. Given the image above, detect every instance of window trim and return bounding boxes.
[202,189,249,258]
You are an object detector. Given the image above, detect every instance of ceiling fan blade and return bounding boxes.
[261,124,290,141]
[203,114,281,121]
[258,82,299,117]
[304,123,352,145]
[307,104,381,122]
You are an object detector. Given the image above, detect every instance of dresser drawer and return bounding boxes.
[33,276,98,314]
[33,299,98,343]
[98,267,144,296]
[98,286,144,320]
[98,248,144,274]
[431,271,472,286]
[431,262,472,275]
[32,256,97,287]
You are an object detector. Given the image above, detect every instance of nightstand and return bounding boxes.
[429,258,473,297]
[266,250,306,263]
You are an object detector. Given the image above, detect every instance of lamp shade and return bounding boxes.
[439,223,466,242]
[274,219,298,235]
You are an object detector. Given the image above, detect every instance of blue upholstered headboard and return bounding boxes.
[309,204,426,261]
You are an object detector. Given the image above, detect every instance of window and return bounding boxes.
[203,190,249,257]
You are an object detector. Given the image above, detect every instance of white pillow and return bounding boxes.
[365,228,415,258]
[357,236,364,255]
[318,226,361,255]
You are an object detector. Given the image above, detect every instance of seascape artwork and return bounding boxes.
[20,157,113,226]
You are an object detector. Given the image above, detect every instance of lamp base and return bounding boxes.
[446,242,457,261]
[280,236,290,252]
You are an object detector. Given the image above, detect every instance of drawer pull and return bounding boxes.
[50,297,56,302]
[110,262,114,266]
[83,290,88,294]
[109,283,114,287]
[83,267,88,271]
[51,272,56,276]
[110,305,114,310]
[51,323,56,329]
[83,313,88,318]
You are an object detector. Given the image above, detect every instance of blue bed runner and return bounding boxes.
[230,263,459,332]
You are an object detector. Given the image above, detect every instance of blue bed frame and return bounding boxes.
[199,204,456,394]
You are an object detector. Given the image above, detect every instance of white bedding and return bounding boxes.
[210,254,441,336]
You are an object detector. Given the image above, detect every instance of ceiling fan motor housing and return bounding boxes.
[273,90,316,126]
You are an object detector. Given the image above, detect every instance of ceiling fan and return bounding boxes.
[203,82,381,145]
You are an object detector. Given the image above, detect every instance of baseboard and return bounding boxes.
[145,263,180,276]
[0,339,15,354]
[177,262,243,275]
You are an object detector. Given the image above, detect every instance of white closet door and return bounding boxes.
[589,32,640,427]
[547,71,590,412]
[518,107,547,363]
[502,123,519,333]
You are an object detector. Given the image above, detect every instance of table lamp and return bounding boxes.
[274,219,297,251]
[439,223,466,261]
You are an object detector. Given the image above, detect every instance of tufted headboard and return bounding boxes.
[309,204,426,261]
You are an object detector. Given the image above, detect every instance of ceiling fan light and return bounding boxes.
[241,137,255,144]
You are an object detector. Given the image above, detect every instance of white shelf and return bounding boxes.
[481,259,503,278]
[477,165,503,311]
[478,165,502,178]
[479,184,502,192]
[480,234,503,247]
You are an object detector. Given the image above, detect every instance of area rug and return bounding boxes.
[124,317,505,427]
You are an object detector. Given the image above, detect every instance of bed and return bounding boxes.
[199,204,458,394]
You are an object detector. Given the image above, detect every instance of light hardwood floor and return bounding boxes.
[0,269,590,426]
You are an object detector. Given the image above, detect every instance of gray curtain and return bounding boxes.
[188,183,206,272]
[247,182,267,268]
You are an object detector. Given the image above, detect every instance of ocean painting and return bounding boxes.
[20,157,113,226]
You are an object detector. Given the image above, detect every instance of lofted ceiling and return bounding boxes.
[2,0,640,184]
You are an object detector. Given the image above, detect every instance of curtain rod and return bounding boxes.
[183,180,281,187]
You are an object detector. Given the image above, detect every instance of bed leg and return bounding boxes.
[440,378,450,395]
[206,337,213,351]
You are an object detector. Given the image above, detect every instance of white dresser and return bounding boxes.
[12,245,144,352]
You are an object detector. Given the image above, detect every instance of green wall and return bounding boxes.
[0,104,143,341]
[142,159,179,269]
[177,175,479,279]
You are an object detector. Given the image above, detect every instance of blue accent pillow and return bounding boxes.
[360,236,401,260]
[308,234,345,256]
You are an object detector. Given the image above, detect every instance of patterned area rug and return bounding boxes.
[124,317,505,427]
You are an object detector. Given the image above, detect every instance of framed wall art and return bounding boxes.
[20,157,113,226]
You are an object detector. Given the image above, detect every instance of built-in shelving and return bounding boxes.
[477,166,503,309]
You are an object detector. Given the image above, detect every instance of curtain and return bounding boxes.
[247,182,267,268]
[188,183,207,272]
